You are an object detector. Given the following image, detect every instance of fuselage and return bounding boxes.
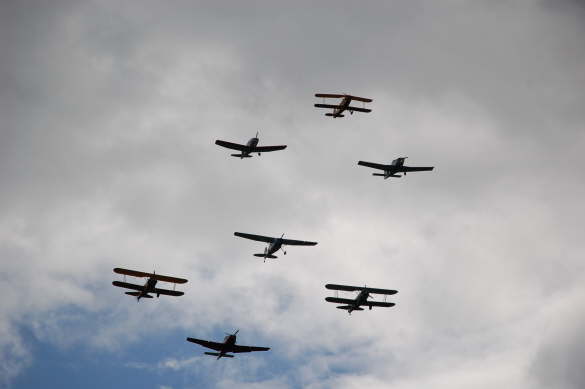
[241,137,259,157]
[216,334,237,359]
[333,96,352,117]
[266,238,282,256]
[137,277,157,300]
[348,290,370,313]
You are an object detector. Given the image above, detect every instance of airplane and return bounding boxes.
[215,132,287,159]
[357,157,434,179]
[186,330,270,360]
[112,268,188,301]
[234,232,318,262]
[325,284,398,315]
[314,93,372,118]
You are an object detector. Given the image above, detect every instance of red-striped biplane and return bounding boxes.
[314,93,372,118]
[112,268,188,301]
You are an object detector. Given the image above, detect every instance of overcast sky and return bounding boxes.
[1,1,585,388]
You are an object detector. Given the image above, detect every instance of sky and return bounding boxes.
[1,0,585,388]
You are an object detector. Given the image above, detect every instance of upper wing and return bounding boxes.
[252,145,287,152]
[114,268,152,278]
[151,275,188,284]
[357,161,390,171]
[314,103,341,109]
[325,297,356,304]
[186,338,223,351]
[402,166,434,172]
[348,95,373,103]
[215,140,247,151]
[346,106,372,113]
[367,301,396,307]
[365,287,398,295]
[112,281,143,291]
[315,93,344,98]
[281,238,318,246]
[234,232,274,243]
[325,284,363,292]
[231,344,270,353]
[153,287,184,297]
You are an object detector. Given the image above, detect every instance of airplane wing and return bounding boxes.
[365,287,398,295]
[325,284,363,292]
[348,95,373,103]
[153,287,184,297]
[402,166,434,172]
[315,93,344,98]
[215,140,247,151]
[234,232,274,243]
[367,301,396,307]
[112,281,143,291]
[346,106,372,113]
[186,338,223,351]
[357,161,391,171]
[151,274,188,284]
[325,297,357,304]
[281,238,318,246]
[314,103,341,109]
[252,145,287,152]
[231,344,270,353]
[114,268,153,278]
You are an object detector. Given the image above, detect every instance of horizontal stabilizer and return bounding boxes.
[204,352,234,358]
[125,292,152,298]
[254,254,277,259]
[336,306,364,311]
[230,153,253,158]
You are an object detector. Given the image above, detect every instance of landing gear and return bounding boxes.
[369,305,372,310]
[258,153,261,156]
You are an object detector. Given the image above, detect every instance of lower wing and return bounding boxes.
[357,161,390,170]
[281,238,318,246]
[252,145,287,152]
[325,297,356,304]
[367,301,396,308]
[314,103,341,109]
[346,106,372,113]
[186,338,223,351]
[215,140,247,151]
[403,166,434,172]
[231,344,270,353]
[153,288,184,297]
[234,232,274,243]
[112,281,143,291]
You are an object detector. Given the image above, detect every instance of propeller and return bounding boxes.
[255,131,259,139]
[281,233,287,255]
[225,329,239,337]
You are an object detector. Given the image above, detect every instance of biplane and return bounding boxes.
[112,268,188,301]
[325,284,398,315]
[314,93,372,118]
[358,157,434,179]
[215,132,287,159]
[186,330,270,360]
[234,232,318,262]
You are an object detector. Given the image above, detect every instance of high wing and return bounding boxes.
[402,166,434,172]
[186,338,223,351]
[325,284,364,292]
[215,140,248,151]
[153,288,184,297]
[231,344,270,353]
[314,103,341,109]
[281,238,318,246]
[315,93,345,98]
[252,145,287,152]
[368,301,396,307]
[346,106,372,113]
[357,161,391,171]
[112,281,143,291]
[325,297,357,304]
[348,95,373,103]
[113,268,187,284]
[234,232,275,243]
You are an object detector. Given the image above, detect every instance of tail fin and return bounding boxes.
[254,254,277,259]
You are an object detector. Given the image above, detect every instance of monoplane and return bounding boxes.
[112,268,188,301]
[358,157,434,179]
[325,284,398,315]
[314,93,372,118]
[215,132,286,159]
[186,330,270,360]
[234,232,318,262]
